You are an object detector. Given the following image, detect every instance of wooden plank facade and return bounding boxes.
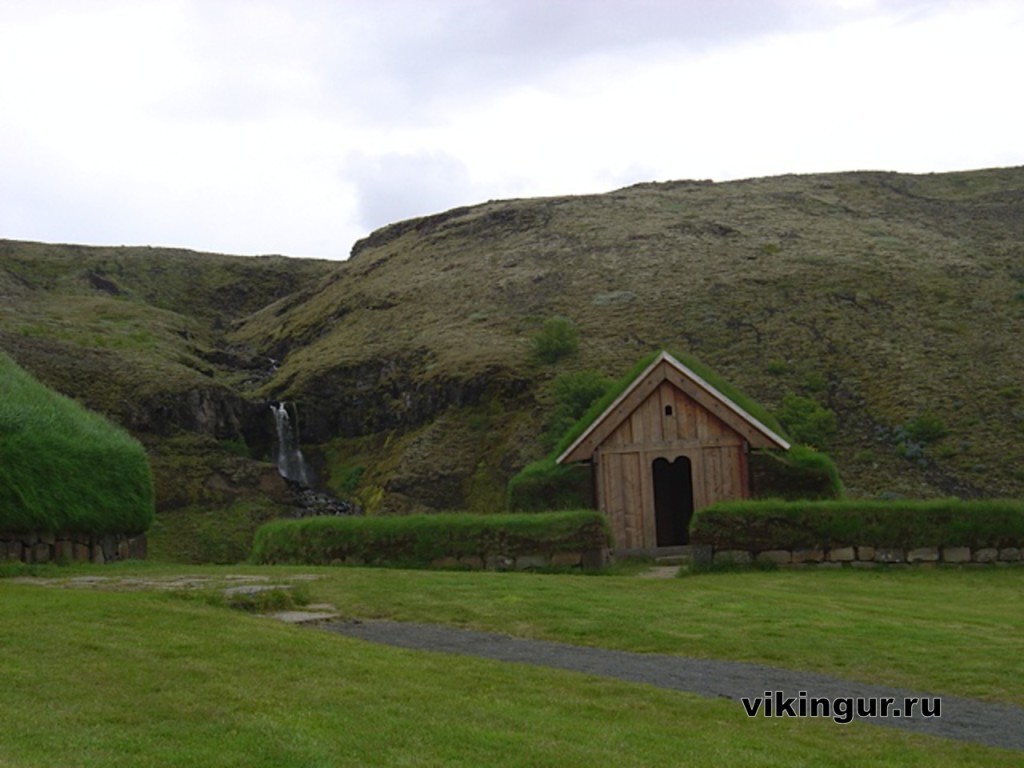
[558,352,789,552]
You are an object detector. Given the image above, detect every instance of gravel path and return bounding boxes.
[323,619,1024,752]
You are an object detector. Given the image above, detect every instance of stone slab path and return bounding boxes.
[322,619,1024,753]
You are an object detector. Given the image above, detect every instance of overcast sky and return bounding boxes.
[1,0,1021,260]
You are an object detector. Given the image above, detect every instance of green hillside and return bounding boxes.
[3,166,1024,557]
[232,167,1024,510]
[0,351,154,534]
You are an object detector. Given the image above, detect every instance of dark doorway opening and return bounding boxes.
[653,456,694,546]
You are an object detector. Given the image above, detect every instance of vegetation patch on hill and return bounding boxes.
[0,351,154,534]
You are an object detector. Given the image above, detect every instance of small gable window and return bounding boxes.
[664,405,673,416]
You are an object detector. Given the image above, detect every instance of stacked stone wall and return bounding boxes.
[711,544,1022,567]
[428,549,607,571]
[0,532,147,565]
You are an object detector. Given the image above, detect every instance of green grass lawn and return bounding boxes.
[243,562,1024,705]
[2,563,1022,766]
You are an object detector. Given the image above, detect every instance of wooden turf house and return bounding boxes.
[557,352,790,552]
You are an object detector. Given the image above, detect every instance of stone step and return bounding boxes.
[654,555,689,566]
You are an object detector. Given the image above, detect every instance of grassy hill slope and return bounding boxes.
[0,241,337,558]
[233,167,1024,508]
[3,166,1024,554]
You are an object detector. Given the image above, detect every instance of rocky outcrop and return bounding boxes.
[122,385,260,439]
[289,355,530,441]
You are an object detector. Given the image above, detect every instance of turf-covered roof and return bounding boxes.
[557,351,790,464]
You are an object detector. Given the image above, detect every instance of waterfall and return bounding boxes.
[270,402,313,487]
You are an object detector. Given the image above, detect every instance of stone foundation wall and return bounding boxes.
[712,545,1022,567]
[0,532,147,565]
[428,549,607,571]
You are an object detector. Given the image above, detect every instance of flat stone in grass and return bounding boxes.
[222,584,293,597]
[270,604,341,625]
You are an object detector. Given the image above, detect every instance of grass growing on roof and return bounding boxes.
[553,350,789,458]
[750,444,844,499]
[0,352,154,534]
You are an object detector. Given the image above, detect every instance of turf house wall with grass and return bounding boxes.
[0,352,154,564]
[558,351,790,552]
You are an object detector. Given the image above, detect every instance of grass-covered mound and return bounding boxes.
[0,352,154,534]
[251,510,610,567]
[691,498,1024,551]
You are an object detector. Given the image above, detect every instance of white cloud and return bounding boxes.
[343,150,477,232]
[0,0,1020,259]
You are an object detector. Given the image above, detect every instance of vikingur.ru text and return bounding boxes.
[742,690,941,725]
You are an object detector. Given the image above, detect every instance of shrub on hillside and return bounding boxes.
[690,498,1024,551]
[542,370,612,450]
[0,352,154,534]
[251,510,611,567]
[776,393,837,447]
[531,316,579,364]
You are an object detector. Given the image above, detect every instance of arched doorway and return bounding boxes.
[652,456,694,546]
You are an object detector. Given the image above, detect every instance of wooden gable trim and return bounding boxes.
[557,352,789,464]
[659,365,785,450]
[558,355,667,463]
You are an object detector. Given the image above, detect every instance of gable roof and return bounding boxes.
[557,351,790,464]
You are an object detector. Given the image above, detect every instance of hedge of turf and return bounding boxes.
[251,510,611,567]
[690,498,1024,551]
[505,459,593,513]
[749,445,844,500]
[0,352,154,535]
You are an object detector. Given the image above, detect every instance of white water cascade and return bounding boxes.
[270,402,313,487]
